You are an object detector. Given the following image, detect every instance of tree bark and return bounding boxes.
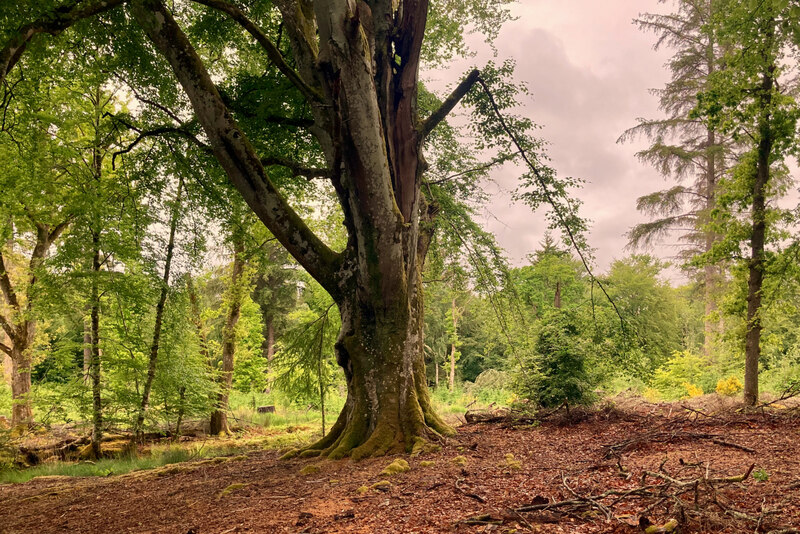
[10,346,33,428]
[83,315,92,382]
[89,231,103,458]
[554,281,562,309]
[133,176,183,436]
[449,298,458,392]
[743,57,775,406]
[209,242,245,435]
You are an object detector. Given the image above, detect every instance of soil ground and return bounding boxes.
[2,399,800,533]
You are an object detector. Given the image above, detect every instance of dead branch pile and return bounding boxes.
[463,461,796,533]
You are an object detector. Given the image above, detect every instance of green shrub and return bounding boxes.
[514,310,597,409]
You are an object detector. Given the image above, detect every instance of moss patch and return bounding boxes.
[380,458,410,476]
[299,464,320,476]
[217,482,248,499]
[419,460,435,468]
[500,453,522,470]
[356,485,369,495]
[452,455,467,466]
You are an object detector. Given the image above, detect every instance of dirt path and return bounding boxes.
[2,408,799,533]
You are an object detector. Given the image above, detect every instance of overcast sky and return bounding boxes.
[426,0,680,278]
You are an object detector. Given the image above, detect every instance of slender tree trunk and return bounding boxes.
[210,243,245,435]
[434,352,439,388]
[263,315,274,393]
[89,232,103,458]
[133,176,183,436]
[175,386,186,438]
[448,298,457,392]
[2,352,11,387]
[702,36,720,360]
[83,316,92,382]
[554,281,562,309]
[743,60,775,407]
[702,123,720,359]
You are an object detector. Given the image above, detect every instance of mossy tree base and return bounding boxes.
[287,290,455,461]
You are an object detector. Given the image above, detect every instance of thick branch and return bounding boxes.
[420,69,480,137]
[0,0,127,86]
[0,250,20,310]
[0,312,15,341]
[190,0,322,103]
[131,0,339,293]
[260,156,330,179]
[48,218,73,244]
[0,339,10,355]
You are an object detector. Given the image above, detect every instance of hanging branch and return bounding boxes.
[476,76,625,329]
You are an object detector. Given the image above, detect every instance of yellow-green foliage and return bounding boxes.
[682,382,703,398]
[419,460,435,468]
[452,455,467,466]
[652,350,713,399]
[716,376,743,396]
[299,464,320,476]
[381,458,410,476]
[217,483,248,499]
[643,387,662,402]
[356,485,369,495]
[500,453,522,470]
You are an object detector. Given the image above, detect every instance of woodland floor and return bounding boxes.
[2,398,800,533]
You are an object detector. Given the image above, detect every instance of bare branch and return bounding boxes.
[0,338,10,355]
[420,69,480,137]
[111,122,211,167]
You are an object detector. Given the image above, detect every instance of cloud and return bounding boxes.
[426,0,683,279]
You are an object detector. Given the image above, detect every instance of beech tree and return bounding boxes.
[0,62,77,428]
[0,0,584,458]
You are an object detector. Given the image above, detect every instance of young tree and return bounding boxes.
[694,0,800,405]
[132,175,184,436]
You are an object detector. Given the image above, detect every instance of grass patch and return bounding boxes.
[0,448,194,484]
[0,425,319,484]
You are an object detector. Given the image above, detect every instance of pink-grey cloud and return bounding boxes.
[427,1,683,278]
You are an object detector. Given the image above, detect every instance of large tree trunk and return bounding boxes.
[209,243,245,435]
[300,271,451,461]
[10,344,33,428]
